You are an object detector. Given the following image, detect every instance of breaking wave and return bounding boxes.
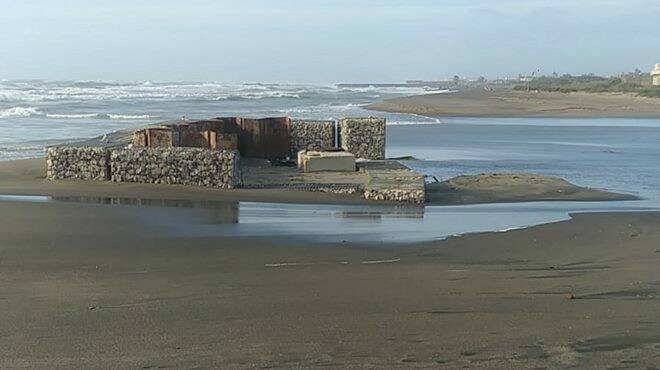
[0,106,43,118]
[0,107,158,120]
[0,81,445,103]
[46,113,158,120]
[386,120,443,126]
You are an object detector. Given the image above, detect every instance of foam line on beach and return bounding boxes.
[361,258,401,264]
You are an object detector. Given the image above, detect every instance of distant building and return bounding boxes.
[652,63,660,86]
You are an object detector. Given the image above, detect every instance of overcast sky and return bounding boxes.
[1,0,659,83]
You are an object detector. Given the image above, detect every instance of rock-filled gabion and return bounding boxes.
[46,147,110,180]
[110,147,240,189]
[288,119,335,156]
[339,117,386,160]
[363,188,425,204]
[242,182,359,194]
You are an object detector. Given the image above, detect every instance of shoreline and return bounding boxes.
[0,158,637,206]
[366,89,660,118]
[2,197,659,368]
[2,154,659,368]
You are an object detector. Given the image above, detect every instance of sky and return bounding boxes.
[1,0,659,83]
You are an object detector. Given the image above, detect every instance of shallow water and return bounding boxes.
[388,118,660,201]
[0,194,655,244]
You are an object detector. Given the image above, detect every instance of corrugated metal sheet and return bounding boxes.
[239,117,290,160]
[135,117,290,160]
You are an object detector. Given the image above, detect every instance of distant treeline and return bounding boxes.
[514,73,660,98]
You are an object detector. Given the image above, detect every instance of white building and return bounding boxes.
[652,63,660,86]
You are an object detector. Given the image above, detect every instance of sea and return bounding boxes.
[2,80,660,243]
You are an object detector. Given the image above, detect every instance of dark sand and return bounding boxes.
[1,158,659,368]
[1,200,659,368]
[367,89,660,118]
[427,173,637,205]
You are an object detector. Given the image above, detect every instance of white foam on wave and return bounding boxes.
[0,106,43,118]
[106,114,156,120]
[1,108,158,120]
[386,120,444,126]
[275,102,367,115]
[387,114,443,126]
[0,81,446,103]
[45,113,100,119]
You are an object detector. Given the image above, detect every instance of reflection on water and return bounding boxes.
[52,195,237,210]
[0,194,658,244]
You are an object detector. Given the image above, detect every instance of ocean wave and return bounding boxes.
[0,107,158,120]
[0,106,43,118]
[0,80,436,103]
[216,92,302,101]
[386,120,443,126]
[274,103,367,115]
[46,113,158,120]
[45,113,101,119]
[106,114,156,120]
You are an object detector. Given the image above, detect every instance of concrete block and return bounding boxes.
[298,151,355,172]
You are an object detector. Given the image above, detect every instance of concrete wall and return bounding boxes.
[46,147,110,181]
[110,147,240,188]
[339,117,386,160]
[288,119,335,156]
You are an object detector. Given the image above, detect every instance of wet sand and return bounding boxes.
[1,197,659,368]
[427,173,637,205]
[1,158,658,368]
[366,89,660,118]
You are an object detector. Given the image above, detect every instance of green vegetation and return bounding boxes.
[514,72,659,97]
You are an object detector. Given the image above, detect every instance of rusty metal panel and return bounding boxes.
[146,128,175,147]
[238,117,289,160]
[204,130,216,149]
[177,125,209,148]
[186,117,242,134]
[217,133,238,151]
[131,129,147,147]
[209,117,242,134]
[238,118,262,158]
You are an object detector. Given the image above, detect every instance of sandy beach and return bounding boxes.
[0,158,658,368]
[366,89,660,118]
[1,195,659,368]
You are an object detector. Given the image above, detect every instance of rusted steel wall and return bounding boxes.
[239,117,290,160]
[132,130,147,147]
[216,133,239,151]
[132,117,290,160]
[177,124,209,148]
[146,128,176,147]
[188,118,241,133]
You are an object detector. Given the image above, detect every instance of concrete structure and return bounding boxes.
[652,63,660,86]
[46,116,431,203]
[298,151,356,172]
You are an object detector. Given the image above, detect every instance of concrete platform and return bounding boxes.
[240,158,425,203]
[298,151,355,172]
